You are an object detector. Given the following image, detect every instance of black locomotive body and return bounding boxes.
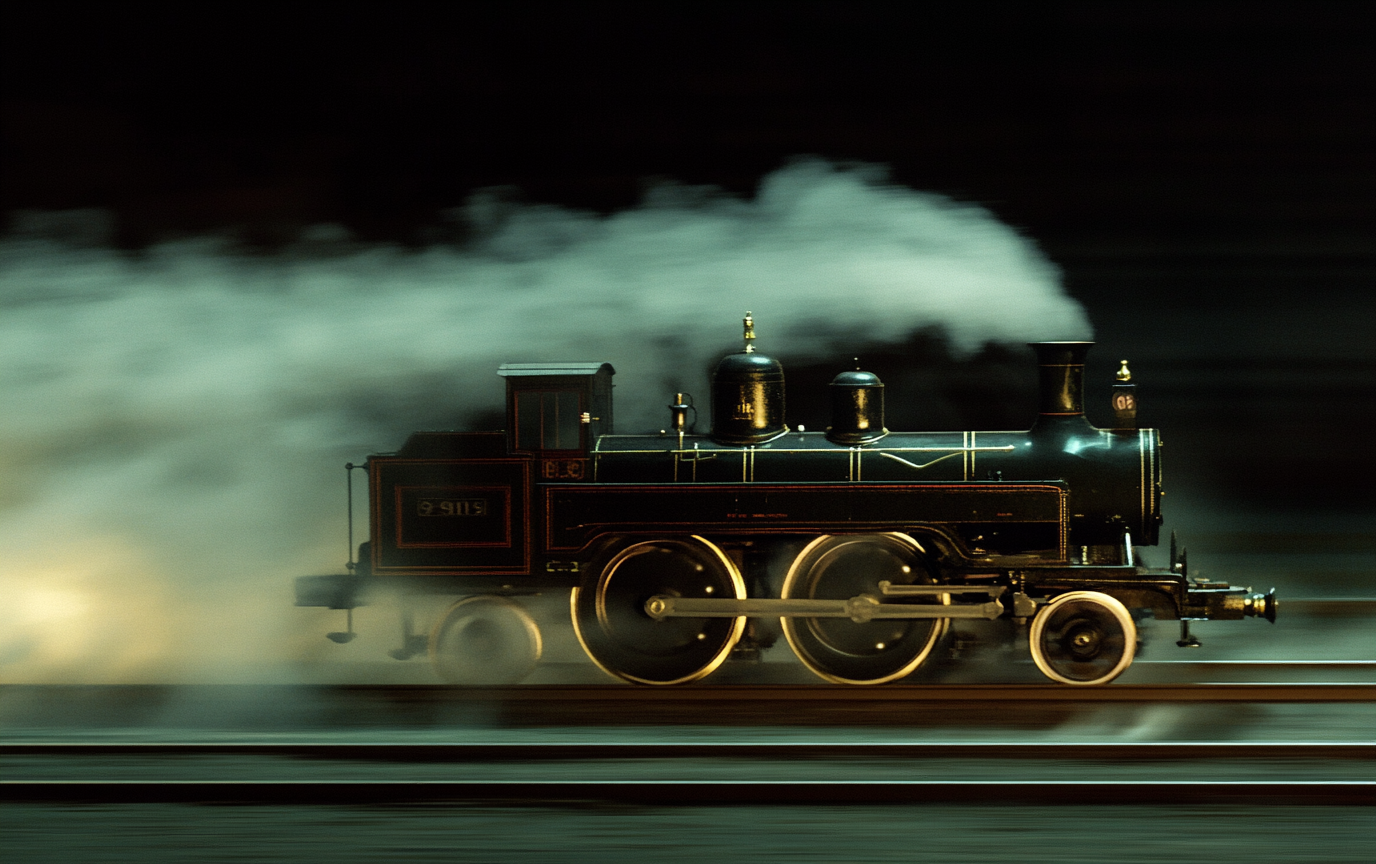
[297,316,1275,686]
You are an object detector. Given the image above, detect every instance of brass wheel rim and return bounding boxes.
[571,535,746,685]
[1029,590,1136,686]
[780,533,948,685]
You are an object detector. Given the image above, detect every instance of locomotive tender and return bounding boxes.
[297,314,1276,686]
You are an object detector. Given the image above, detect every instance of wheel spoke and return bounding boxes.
[572,536,745,685]
[1029,591,1136,685]
[781,534,947,685]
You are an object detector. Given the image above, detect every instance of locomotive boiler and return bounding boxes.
[296,314,1276,686]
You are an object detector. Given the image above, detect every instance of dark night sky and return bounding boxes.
[4,2,1372,248]
[3,1,1374,508]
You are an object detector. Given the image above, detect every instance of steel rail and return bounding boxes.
[3,779,1371,805]
[323,683,1376,702]
[1133,660,1376,669]
[5,683,1371,705]
[5,741,1373,761]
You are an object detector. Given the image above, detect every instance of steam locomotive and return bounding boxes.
[296,314,1276,686]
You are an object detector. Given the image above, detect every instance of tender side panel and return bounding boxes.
[545,483,1067,557]
[370,458,530,575]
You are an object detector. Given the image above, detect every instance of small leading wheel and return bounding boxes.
[571,536,746,685]
[781,533,948,685]
[429,596,542,685]
[1029,591,1136,685]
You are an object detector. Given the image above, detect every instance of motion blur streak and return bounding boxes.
[0,159,1089,683]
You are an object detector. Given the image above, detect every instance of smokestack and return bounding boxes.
[1029,342,1095,433]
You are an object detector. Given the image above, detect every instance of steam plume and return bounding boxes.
[0,159,1090,682]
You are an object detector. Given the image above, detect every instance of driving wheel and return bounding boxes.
[1029,591,1136,685]
[781,533,948,685]
[571,535,746,685]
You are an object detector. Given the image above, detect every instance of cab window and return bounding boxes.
[516,390,581,451]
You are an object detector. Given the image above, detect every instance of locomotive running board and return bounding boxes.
[646,585,1006,623]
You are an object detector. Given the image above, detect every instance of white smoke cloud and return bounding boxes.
[0,159,1090,683]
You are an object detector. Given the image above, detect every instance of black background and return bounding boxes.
[3,1,1373,510]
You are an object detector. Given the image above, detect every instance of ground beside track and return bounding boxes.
[3,803,1374,863]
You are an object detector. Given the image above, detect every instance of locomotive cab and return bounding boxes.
[500,362,614,481]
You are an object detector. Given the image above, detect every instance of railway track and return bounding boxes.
[5,742,1373,805]
[4,779,1370,805]
[5,740,1374,759]
[7,677,1373,807]
[377,682,1376,700]
[5,681,1374,730]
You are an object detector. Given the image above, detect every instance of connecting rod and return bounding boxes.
[645,585,1006,624]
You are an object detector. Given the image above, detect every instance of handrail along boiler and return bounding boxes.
[296,315,1276,686]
